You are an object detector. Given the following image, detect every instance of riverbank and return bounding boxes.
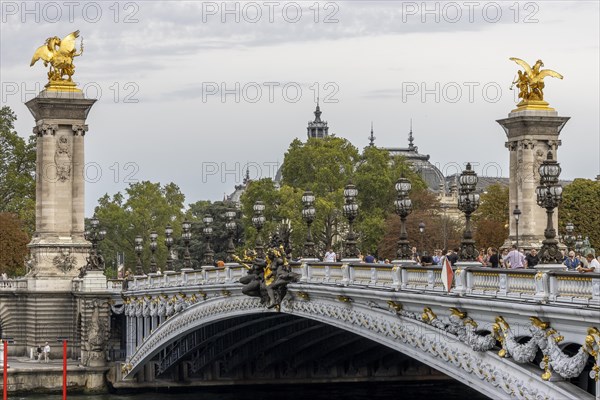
[0,357,108,394]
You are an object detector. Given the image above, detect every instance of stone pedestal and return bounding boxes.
[497,109,569,250]
[81,270,108,292]
[24,90,96,286]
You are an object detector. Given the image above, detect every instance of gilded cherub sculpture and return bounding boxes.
[509,58,563,111]
[30,30,83,91]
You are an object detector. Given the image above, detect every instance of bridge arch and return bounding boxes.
[124,294,587,399]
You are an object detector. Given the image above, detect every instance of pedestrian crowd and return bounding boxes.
[317,246,597,273]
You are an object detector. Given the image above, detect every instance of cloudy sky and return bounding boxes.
[1,1,598,215]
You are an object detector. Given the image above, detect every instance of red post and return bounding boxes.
[3,340,7,400]
[62,340,67,400]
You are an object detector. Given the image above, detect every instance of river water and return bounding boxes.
[14,381,488,400]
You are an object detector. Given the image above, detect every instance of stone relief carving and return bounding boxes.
[84,300,108,367]
[52,249,77,274]
[25,256,38,277]
[54,135,72,182]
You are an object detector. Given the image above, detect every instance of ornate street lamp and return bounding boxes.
[458,163,480,261]
[536,152,563,264]
[301,190,317,259]
[182,220,192,269]
[202,214,214,265]
[149,231,158,273]
[563,222,575,252]
[342,183,359,259]
[394,177,413,260]
[165,225,174,270]
[252,201,266,259]
[83,214,107,274]
[513,205,522,249]
[225,209,237,262]
[134,235,143,275]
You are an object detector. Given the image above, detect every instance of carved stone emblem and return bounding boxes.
[53,249,77,274]
[54,135,71,182]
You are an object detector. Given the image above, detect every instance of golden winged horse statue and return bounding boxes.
[509,58,563,111]
[30,30,83,91]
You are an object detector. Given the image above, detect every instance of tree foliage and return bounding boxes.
[242,139,427,258]
[95,181,185,276]
[0,212,30,277]
[559,178,600,251]
[185,199,245,264]
[0,106,36,233]
[473,184,509,249]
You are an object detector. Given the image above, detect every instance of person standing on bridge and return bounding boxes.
[324,249,336,263]
[577,254,598,273]
[504,245,525,269]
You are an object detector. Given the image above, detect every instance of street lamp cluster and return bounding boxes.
[131,208,238,275]
[536,152,563,264]
[457,163,481,262]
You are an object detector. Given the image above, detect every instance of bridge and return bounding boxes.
[103,261,600,400]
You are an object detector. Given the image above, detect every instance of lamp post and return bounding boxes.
[182,220,192,269]
[225,209,237,262]
[202,214,214,265]
[252,201,266,259]
[301,190,317,259]
[165,225,174,271]
[134,235,143,275]
[513,205,522,249]
[149,231,158,273]
[418,221,425,256]
[83,214,107,274]
[536,152,563,264]
[458,163,480,261]
[342,183,359,259]
[564,222,575,252]
[394,177,413,260]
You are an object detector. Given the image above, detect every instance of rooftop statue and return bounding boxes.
[509,58,563,111]
[30,30,83,92]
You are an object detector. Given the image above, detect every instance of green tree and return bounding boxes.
[95,181,185,276]
[239,179,305,255]
[354,146,426,255]
[0,212,30,277]
[280,137,360,253]
[186,199,244,264]
[0,106,36,233]
[473,184,509,249]
[559,178,600,251]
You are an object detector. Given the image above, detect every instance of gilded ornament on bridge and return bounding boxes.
[237,243,299,308]
[509,58,563,111]
[492,315,600,381]
[30,30,84,92]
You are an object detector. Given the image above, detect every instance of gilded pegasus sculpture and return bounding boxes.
[30,30,83,91]
[509,58,563,111]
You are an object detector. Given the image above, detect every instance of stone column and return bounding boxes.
[25,90,97,290]
[497,109,569,250]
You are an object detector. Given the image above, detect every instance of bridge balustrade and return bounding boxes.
[114,262,599,307]
[0,279,28,290]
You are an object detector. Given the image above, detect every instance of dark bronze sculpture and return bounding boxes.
[237,240,299,309]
